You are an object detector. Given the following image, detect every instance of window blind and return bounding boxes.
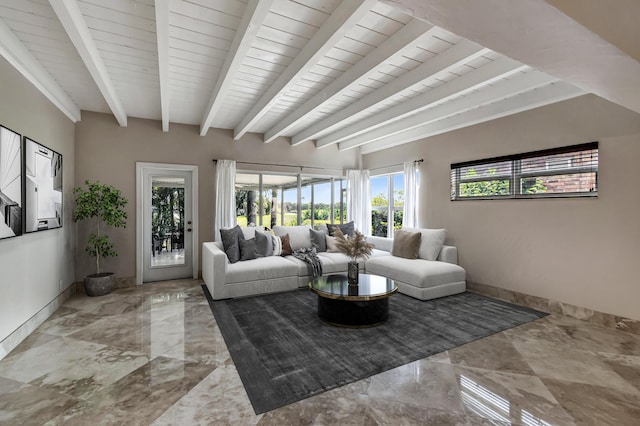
[450,142,598,200]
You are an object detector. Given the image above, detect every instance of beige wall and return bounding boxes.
[0,57,76,343]
[74,111,360,281]
[364,94,640,320]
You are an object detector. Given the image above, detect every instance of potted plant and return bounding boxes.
[73,180,128,296]
[333,228,374,284]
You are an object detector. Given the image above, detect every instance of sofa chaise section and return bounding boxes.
[365,234,466,301]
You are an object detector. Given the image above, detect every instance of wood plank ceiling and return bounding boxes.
[0,0,595,154]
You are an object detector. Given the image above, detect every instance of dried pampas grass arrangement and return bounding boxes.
[333,228,374,262]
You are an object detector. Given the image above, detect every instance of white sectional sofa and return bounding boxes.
[202,225,465,301]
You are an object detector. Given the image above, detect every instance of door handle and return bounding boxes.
[187,228,192,232]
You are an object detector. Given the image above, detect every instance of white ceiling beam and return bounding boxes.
[155,0,170,132]
[294,40,489,146]
[233,0,377,141]
[360,82,585,154]
[49,0,127,126]
[339,70,559,150]
[264,19,435,144]
[0,18,81,122]
[200,0,274,137]
[381,0,640,115]
[318,56,526,148]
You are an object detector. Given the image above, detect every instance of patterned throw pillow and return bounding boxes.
[272,234,282,256]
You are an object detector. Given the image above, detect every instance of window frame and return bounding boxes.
[451,142,598,201]
[370,171,404,238]
[235,171,346,228]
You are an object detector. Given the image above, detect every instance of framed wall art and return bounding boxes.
[0,125,23,239]
[23,137,63,233]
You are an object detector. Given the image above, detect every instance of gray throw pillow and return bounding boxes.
[255,231,273,257]
[239,238,257,261]
[220,225,244,263]
[392,229,422,259]
[327,221,355,237]
[309,228,327,252]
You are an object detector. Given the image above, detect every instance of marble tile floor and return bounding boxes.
[1,279,639,425]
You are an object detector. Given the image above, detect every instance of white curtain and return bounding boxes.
[347,169,371,236]
[402,161,419,228]
[214,159,236,241]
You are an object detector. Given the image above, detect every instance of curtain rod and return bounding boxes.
[370,159,423,171]
[212,159,343,172]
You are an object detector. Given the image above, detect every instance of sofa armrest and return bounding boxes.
[438,245,458,264]
[202,242,228,300]
[366,235,392,252]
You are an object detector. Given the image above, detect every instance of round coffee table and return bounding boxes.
[308,273,397,327]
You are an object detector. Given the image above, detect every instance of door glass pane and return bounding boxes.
[151,176,185,267]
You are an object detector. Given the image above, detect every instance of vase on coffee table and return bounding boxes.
[348,261,359,284]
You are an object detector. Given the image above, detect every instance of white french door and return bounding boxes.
[136,163,198,284]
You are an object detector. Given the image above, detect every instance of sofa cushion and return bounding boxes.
[366,256,465,288]
[402,228,446,261]
[273,225,312,250]
[240,226,257,240]
[327,221,355,237]
[326,235,340,252]
[392,229,421,259]
[280,234,293,256]
[317,252,354,274]
[226,256,300,284]
[272,234,282,256]
[255,231,272,257]
[220,225,244,264]
[310,228,327,252]
[239,238,257,261]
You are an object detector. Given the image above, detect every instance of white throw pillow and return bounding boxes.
[401,228,446,261]
[325,235,340,253]
[273,225,312,251]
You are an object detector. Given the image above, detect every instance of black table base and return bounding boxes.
[317,296,389,328]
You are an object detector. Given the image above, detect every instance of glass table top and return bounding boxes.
[309,274,397,301]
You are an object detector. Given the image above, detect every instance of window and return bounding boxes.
[451,142,598,200]
[370,172,404,237]
[235,172,346,228]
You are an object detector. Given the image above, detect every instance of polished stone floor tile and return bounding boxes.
[448,333,535,375]
[543,378,640,425]
[152,365,260,426]
[0,376,78,425]
[1,279,639,425]
[367,360,466,414]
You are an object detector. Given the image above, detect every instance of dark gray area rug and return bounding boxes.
[202,286,547,414]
